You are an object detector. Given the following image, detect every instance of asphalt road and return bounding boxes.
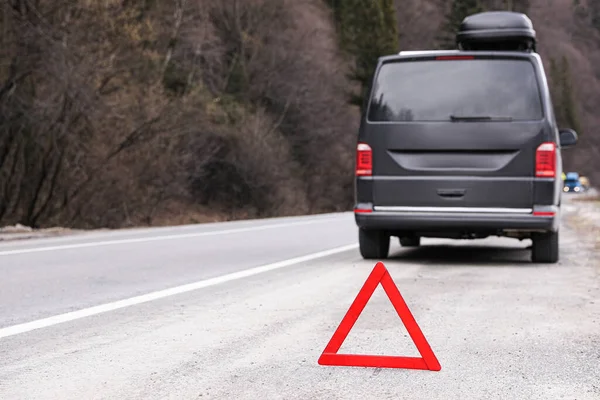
[1,199,599,399]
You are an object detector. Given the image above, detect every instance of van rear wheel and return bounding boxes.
[531,230,559,263]
[359,228,390,259]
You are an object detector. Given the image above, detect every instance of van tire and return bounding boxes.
[399,236,421,247]
[531,230,559,263]
[359,228,390,259]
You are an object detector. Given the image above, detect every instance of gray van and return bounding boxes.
[354,11,578,263]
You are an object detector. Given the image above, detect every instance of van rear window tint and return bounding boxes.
[367,58,543,122]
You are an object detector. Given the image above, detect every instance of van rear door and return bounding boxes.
[364,55,547,211]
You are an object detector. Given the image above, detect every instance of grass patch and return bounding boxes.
[566,209,600,252]
[570,194,600,203]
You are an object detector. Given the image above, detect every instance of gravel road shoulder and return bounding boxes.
[0,195,599,400]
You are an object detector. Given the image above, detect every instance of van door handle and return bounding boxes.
[437,189,466,198]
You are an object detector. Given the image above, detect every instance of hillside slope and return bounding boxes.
[529,0,600,176]
[0,0,357,229]
[0,0,598,230]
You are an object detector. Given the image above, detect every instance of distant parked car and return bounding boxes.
[580,176,590,190]
[563,172,585,193]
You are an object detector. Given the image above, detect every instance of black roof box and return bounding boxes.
[456,11,536,52]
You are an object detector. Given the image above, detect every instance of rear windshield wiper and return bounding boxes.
[449,115,513,122]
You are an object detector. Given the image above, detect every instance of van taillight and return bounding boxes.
[356,143,372,176]
[535,142,556,178]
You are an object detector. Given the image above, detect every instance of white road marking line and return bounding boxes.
[0,243,358,339]
[0,218,345,256]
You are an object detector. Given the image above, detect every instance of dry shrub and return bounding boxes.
[188,105,310,218]
[0,0,356,229]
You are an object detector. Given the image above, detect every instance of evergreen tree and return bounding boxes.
[549,55,582,134]
[437,0,485,50]
[584,0,600,32]
[549,57,564,123]
[327,0,399,109]
[380,0,399,45]
[559,56,582,134]
[498,0,530,13]
[479,0,529,12]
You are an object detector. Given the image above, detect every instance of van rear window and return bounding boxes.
[367,58,543,122]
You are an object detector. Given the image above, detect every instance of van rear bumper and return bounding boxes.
[354,205,559,233]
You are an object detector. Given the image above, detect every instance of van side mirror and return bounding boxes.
[559,129,578,148]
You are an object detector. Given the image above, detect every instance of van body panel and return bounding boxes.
[365,121,545,209]
[354,51,564,235]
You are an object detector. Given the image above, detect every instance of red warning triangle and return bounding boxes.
[318,262,441,371]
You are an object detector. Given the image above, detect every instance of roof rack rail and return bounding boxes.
[397,50,461,56]
[456,11,537,53]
